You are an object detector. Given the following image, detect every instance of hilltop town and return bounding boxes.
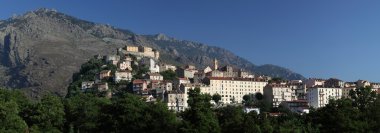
[74,45,380,114]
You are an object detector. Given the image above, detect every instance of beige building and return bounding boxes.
[206,70,224,77]
[121,45,160,60]
[264,83,294,107]
[203,77,268,104]
[125,46,139,52]
[342,87,355,98]
[96,82,109,92]
[99,70,111,79]
[146,73,164,81]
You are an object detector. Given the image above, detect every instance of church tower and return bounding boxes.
[213,58,218,70]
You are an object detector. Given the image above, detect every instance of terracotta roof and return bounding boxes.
[177,77,189,80]
[133,79,146,84]
[148,73,162,76]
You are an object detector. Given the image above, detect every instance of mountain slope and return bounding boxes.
[0,8,304,97]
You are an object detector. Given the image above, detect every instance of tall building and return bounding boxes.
[307,87,342,108]
[203,77,267,104]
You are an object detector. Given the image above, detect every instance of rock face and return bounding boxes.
[0,8,304,98]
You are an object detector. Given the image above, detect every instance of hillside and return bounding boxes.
[0,8,304,97]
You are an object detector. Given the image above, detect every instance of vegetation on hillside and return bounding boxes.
[1,58,379,133]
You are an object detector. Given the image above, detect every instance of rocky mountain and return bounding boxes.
[0,8,304,98]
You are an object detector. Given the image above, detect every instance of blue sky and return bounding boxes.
[1,0,380,82]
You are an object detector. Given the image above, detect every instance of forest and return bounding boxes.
[0,86,379,133]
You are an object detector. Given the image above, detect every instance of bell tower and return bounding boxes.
[213,58,218,70]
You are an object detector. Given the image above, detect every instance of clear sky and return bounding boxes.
[1,0,380,82]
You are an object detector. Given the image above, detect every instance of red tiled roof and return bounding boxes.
[133,79,146,84]
[148,73,162,76]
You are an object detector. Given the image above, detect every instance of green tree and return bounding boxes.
[216,106,244,133]
[368,95,380,132]
[308,98,367,132]
[261,118,273,133]
[24,95,65,132]
[255,92,264,101]
[160,70,177,80]
[0,98,28,132]
[64,93,111,132]
[100,93,178,133]
[349,86,377,111]
[243,111,261,133]
[243,94,254,106]
[180,87,220,133]
[212,93,221,105]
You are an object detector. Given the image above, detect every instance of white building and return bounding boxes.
[264,83,294,107]
[307,87,342,108]
[166,90,188,112]
[114,71,132,83]
[204,77,268,104]
[140,58,160,73]
[118,60,132,71]
[81,81,95,90]
[203,66,213,73]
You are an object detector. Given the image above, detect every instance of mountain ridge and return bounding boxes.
[0,8,305,97]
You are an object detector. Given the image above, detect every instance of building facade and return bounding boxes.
[307,87,342,108]
[204,77,268,104]
[264,83,294,107]
[114,71,132,83]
